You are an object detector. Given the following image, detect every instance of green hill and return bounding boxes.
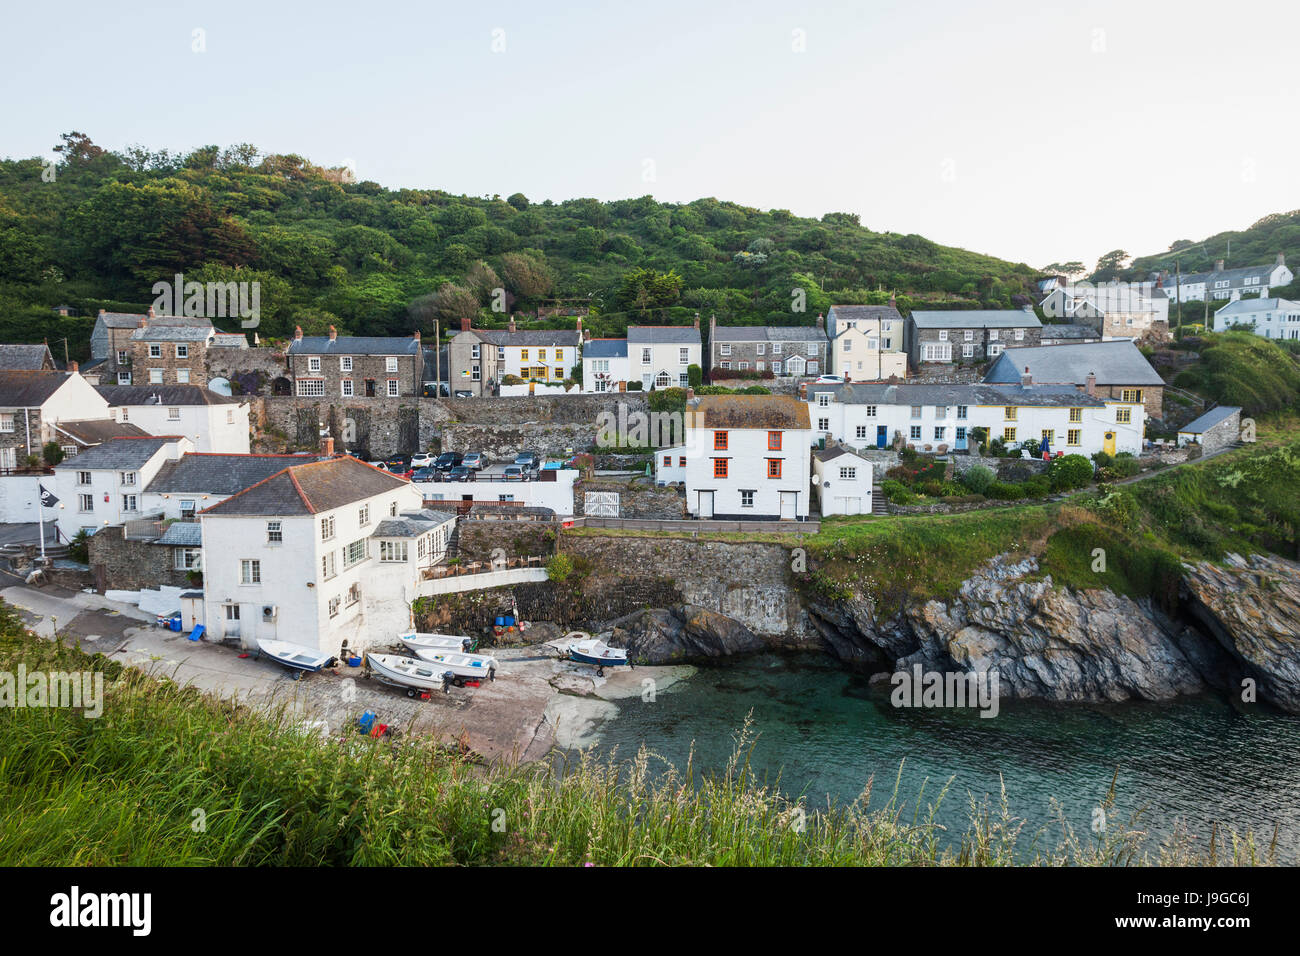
[1124,209,1300,287]
[0,133,1040,357]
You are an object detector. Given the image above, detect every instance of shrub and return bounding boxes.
[1022,475,1052,498]
[687,364,703,388]
[1048,454,1093,491]
[42,442,64,466]
[986,481,1027,500]
[67,529,90,564]
[546,553,573,582]
[880,479,919,504]
[626,380,643,391]
[960,464,995,495]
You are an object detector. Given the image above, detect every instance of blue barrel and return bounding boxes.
[494,616,505,626]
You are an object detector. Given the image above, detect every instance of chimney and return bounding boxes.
[1021,365,1032,386]
[685,387,695,401]
[1085,371,1096,397]
[693,312,700,330]
[889,292,896,309]
[1215,259,1225,272]
[1277,252,1286,267]
[328,324,337,341]
[147,306,155,319]
[98,308,106,316]
[460,317,471,332]
[412,329,420,341]
[576,316,582,338]
[69,360,79,374]
[294,326,303,341]
[321,436,335,456]
[508,316,516,333]
[816,312,824,329]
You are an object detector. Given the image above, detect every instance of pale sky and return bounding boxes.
[3,0,1297,271]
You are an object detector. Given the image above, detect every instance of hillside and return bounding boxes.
[0,133,1039,357]
[1123,209,1300,289]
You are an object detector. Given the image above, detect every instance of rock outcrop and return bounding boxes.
[604,604,767,663]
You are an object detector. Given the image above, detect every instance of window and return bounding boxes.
[934,427,945,440]
[297,379,325,397]
[344,538,368,568]
[341,379,354,397]
[226,410,235,425]
[519,349,529,362]
[713,458,728,479]
[116,350,128,365]
[497,346,505,361]
[117,372,132,385]
[989,344,1004,357]
[1067,429,1081,446]
[346,583,361,606]
[817,393,830,407]
[663,455,672,467]
[678,456,686,467]
[387,379,400,396]
[1069,407,1082,423]
[818,418,829,431]
[61,445,77,459]
[1041,429,1055,444]
[121,494,138,512]
[78,494,94,512]
[766,459,782,479]
[922,343,952,362]
[720,344,732,356]
[843,338,852,352]
[328,595,341,618]
[989,329,999,340]
[149,344,162,359]
[771,361,782,375]
[864,405,877,417]
[1014,329,1025,341]
[756,343,765,356]
[386,357,398,373]
[768,431,782,451]
[77,471,92,486]
[740,490,754,508]
[390,502,398,516]
[240,559,261,585]
[679,372,689,387]
[962,344,974,358]
[322,551,337,579]
[1116,407,1132,424]
[1004,406,1017,420]
[266,520,282,543]
[340,356,353,372]
[359,504,370,526]
[1120,389,1143,403]
[910,405,922,418]
[655,371,670,388]
[839,466,857,480]
[738,362,749,370]
[956,405,968,420]
[472,365,481,381]
[167,407,180,420]
[149,369,164,384]
[756,362,765,372]
[180,500,195,518]
[321,515,336,540]
[0,413,14,433]
[720,361,731,370]
[909,425,922,440]
[938,330,948,342]
[1003,427,1017,442]
[174,548,202,571]
[471,344,481,359]
[641,348,652,364]
[964,330,974,341]
[176,344,189,359]
[308,356,321,372]
[380,540,408,562]
[714,431,728,450]
[855,425,867,440]
[679,347,690,364]
[772,342,782,354]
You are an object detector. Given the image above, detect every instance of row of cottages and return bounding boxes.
[1039,283,1170,341]
[449,317,583,397]
[285,327,424,398]
[707,313,829,378]
[197,455,456,655]
[579,322,704,393]
[983,339,1165,418]
[807,380,1145,457]
[87,308,248,387]
[907,309,1042,366]
[1212,297,1300,340]
[826,303,908,379]
[1158,253,1292,303]
[655,395,813,520]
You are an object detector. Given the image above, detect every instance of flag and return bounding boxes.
[39,485,59,507]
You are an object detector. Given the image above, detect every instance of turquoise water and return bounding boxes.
[590,654,1300,862]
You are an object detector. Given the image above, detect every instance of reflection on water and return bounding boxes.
[587,654,1300,862]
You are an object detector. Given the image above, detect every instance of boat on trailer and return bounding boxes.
[399,632,477,655]
[256,639,335,678]
[565,637,630,675]
[410,649,498,684]
[366,653,455,696]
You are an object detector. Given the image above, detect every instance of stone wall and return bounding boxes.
[456,518,559,562]
[259,397,434,458]
[207,347,290,397]
[440,423,594,459]
[574,477,685,519]
[87,525,195,592]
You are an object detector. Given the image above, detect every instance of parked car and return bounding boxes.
[434,452,463,472]
[502,465,527,481]
[448,465,475,482]
[453,389,474,399]
[462,452,485,470]
[513,452,539,472]
[384,460,413,480]
[815,374,845,384]
[411,467,438,483]
[410,452,434,469]
[422,383,450,397]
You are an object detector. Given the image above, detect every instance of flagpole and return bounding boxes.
[37,497,46,564]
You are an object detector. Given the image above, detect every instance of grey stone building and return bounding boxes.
[708,314,827,376]
[908,309,1042,366]
[286,326,424,399]
[1177,405,1242,454]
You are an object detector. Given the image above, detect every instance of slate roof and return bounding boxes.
[582,339,629,359]
[211,333,249,348]
[827,305,904,334]
[692,394,811,429]
[1040,324,1101,340]
[808,381,1107,408]
[199,456,410,516]
[813,444,868,463]
[1160,262,1284,288]
[910,310,1042,329]
[371,509,457,538]
[472,329,582,348]
[1179,405,1242,434]
[711,326,827,343]
[154,522,203,547]
[96,385,243,406]
[52,436,174,471]
[1214,297,1300,316]
[131,324,214,342]
[0,344,54,370]
[52,419,150,445]
[983,341,1164,386]
[96,311,149,329]
[0,371,75,407]
[627,325,702,345]
[288,336,421,356]
[146,453,315,496]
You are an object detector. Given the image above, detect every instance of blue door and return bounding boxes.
[956,427,967,451]
[876,425,888,449]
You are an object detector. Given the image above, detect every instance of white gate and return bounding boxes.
[584,491,620,517]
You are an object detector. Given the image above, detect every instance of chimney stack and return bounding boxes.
[693,312,700,330]
[460,317,471,332]
[412,329,420,341]
[889,292,896,309]
[321,436,335,456]
[1277,252,1286,267]
[1021,365,1032,386]
[816,312,824,329]
[576,316,582,339]
[69,360,79,374]
[147,306,155,319]
[294,326,303,341]
[328,325,337,341]
[1085,371,1097,397]
[1215,258,1225,272]
[98,308,106,316]
[508,316,516,333]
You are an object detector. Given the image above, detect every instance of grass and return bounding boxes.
[0,607,1274,866]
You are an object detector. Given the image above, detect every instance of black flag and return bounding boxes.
[39,485,59,507]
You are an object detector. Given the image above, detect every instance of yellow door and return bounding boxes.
[1103,431,1116,455]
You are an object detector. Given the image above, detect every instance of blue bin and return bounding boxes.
[494,616,505,627]
[358,711,377,735]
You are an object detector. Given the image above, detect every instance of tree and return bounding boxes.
[42,442,64,466]
[614,267,683,314]
[1093,249,1131,282]
[53,131,105,165]
[423,283,480,324]
[1042,261,1086,279]
[500,252,552,299]
[506,192,530,211]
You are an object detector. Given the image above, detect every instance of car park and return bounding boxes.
[448,465,475,482]
[411,467,438,483]
[434,452,463,472]
[513,452,539,473]
[462,452,485,470]
[410,452,434,469]
[502,465,527,481]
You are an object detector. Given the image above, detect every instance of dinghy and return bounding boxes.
[565,637,630,675]
[256,639,335,677]
[409,649,498,684]
[399,632,476,655]
[366,653,455,696]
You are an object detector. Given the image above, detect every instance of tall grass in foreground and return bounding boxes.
[0,618,1275,866]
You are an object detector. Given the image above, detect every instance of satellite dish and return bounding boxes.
[208,377,232,396]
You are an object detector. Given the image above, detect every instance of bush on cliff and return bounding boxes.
[1048,454,1093,491]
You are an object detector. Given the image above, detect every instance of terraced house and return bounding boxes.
[0,370,111,474]
[448,317,583,396]
[907,309,1042,366]
[707,314,827,377]
[628,321,702,390]
[983,340,1165,418]
[1158,253,1293,303]
[286,326,424,398]
[825,303,907,379]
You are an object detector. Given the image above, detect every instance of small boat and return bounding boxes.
[565,637,630,675]
[399,632,477,655]
[256,639,335,677]
[366,653,455,697]
[410,649,498,684]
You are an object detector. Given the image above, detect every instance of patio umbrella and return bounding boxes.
[1040,436,1051,459]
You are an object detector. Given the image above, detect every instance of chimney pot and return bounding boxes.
[412,329,420,340]
[328,325,337,341]
[816,312,824,329]
[322,436,335,456]
[460,317,471,332]
[1215,258,1225,272]
[1277,251,1286,267]
[69,360,79,373]
[98,308,106,316]
[294,326,303,340]
[1085,371,1097,397]
[1021,366,1032,386]
[147,306,155,318]
[693,313,700,330]
[508,316,516,333]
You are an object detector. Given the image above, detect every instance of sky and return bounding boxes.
[3,0,1297,271]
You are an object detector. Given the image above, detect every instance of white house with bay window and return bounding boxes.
[628,324,702,391]
[581,338,631,393]
[198,456,451,657]
[1211,297,1300,340]
[656,395,813,520]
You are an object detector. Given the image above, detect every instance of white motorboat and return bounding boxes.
[410,649,498,683]
[256,639,335,677]
[565,637,630,675]
[399,632,476,655]
[366,653,455,696]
